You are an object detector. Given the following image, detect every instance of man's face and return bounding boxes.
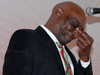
[55,13,86,45]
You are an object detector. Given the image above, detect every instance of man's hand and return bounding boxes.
[76,28,94,62]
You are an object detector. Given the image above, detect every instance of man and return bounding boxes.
[3,1,93,75]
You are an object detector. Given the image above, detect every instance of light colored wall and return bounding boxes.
[0,0,100,75]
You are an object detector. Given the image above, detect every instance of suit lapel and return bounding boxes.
[46,39,65,75]
[36,26,65,75]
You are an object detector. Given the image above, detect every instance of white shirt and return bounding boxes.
[40,25,90,75]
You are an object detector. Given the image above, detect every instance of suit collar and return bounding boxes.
[40,25,59,43]
[35,26,50,41]
[36,26,65,75]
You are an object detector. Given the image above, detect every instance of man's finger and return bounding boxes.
[76,28,83,36]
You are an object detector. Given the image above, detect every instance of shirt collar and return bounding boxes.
[40,25,59,43]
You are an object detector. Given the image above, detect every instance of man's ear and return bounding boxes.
[56,8,64,19]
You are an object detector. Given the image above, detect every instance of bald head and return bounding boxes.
[53,1,84,12]
[52,1,86,28]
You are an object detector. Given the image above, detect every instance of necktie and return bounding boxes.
[56,42,73,75]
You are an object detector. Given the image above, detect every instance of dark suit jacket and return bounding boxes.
[3,26,93,75]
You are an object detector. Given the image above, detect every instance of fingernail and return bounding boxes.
[76,28,79,30]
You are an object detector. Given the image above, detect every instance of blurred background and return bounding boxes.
[0,0,100,75]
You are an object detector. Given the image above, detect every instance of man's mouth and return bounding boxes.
[66,35,73,42]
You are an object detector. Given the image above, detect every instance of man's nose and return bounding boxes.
[73,29,79,39]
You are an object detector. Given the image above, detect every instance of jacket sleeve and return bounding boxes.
[78,60,93,75]
[3,29,35,75]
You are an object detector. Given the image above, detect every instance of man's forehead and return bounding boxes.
[66,12,86,31]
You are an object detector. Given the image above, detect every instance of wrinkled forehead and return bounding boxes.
[64,5,86,30]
